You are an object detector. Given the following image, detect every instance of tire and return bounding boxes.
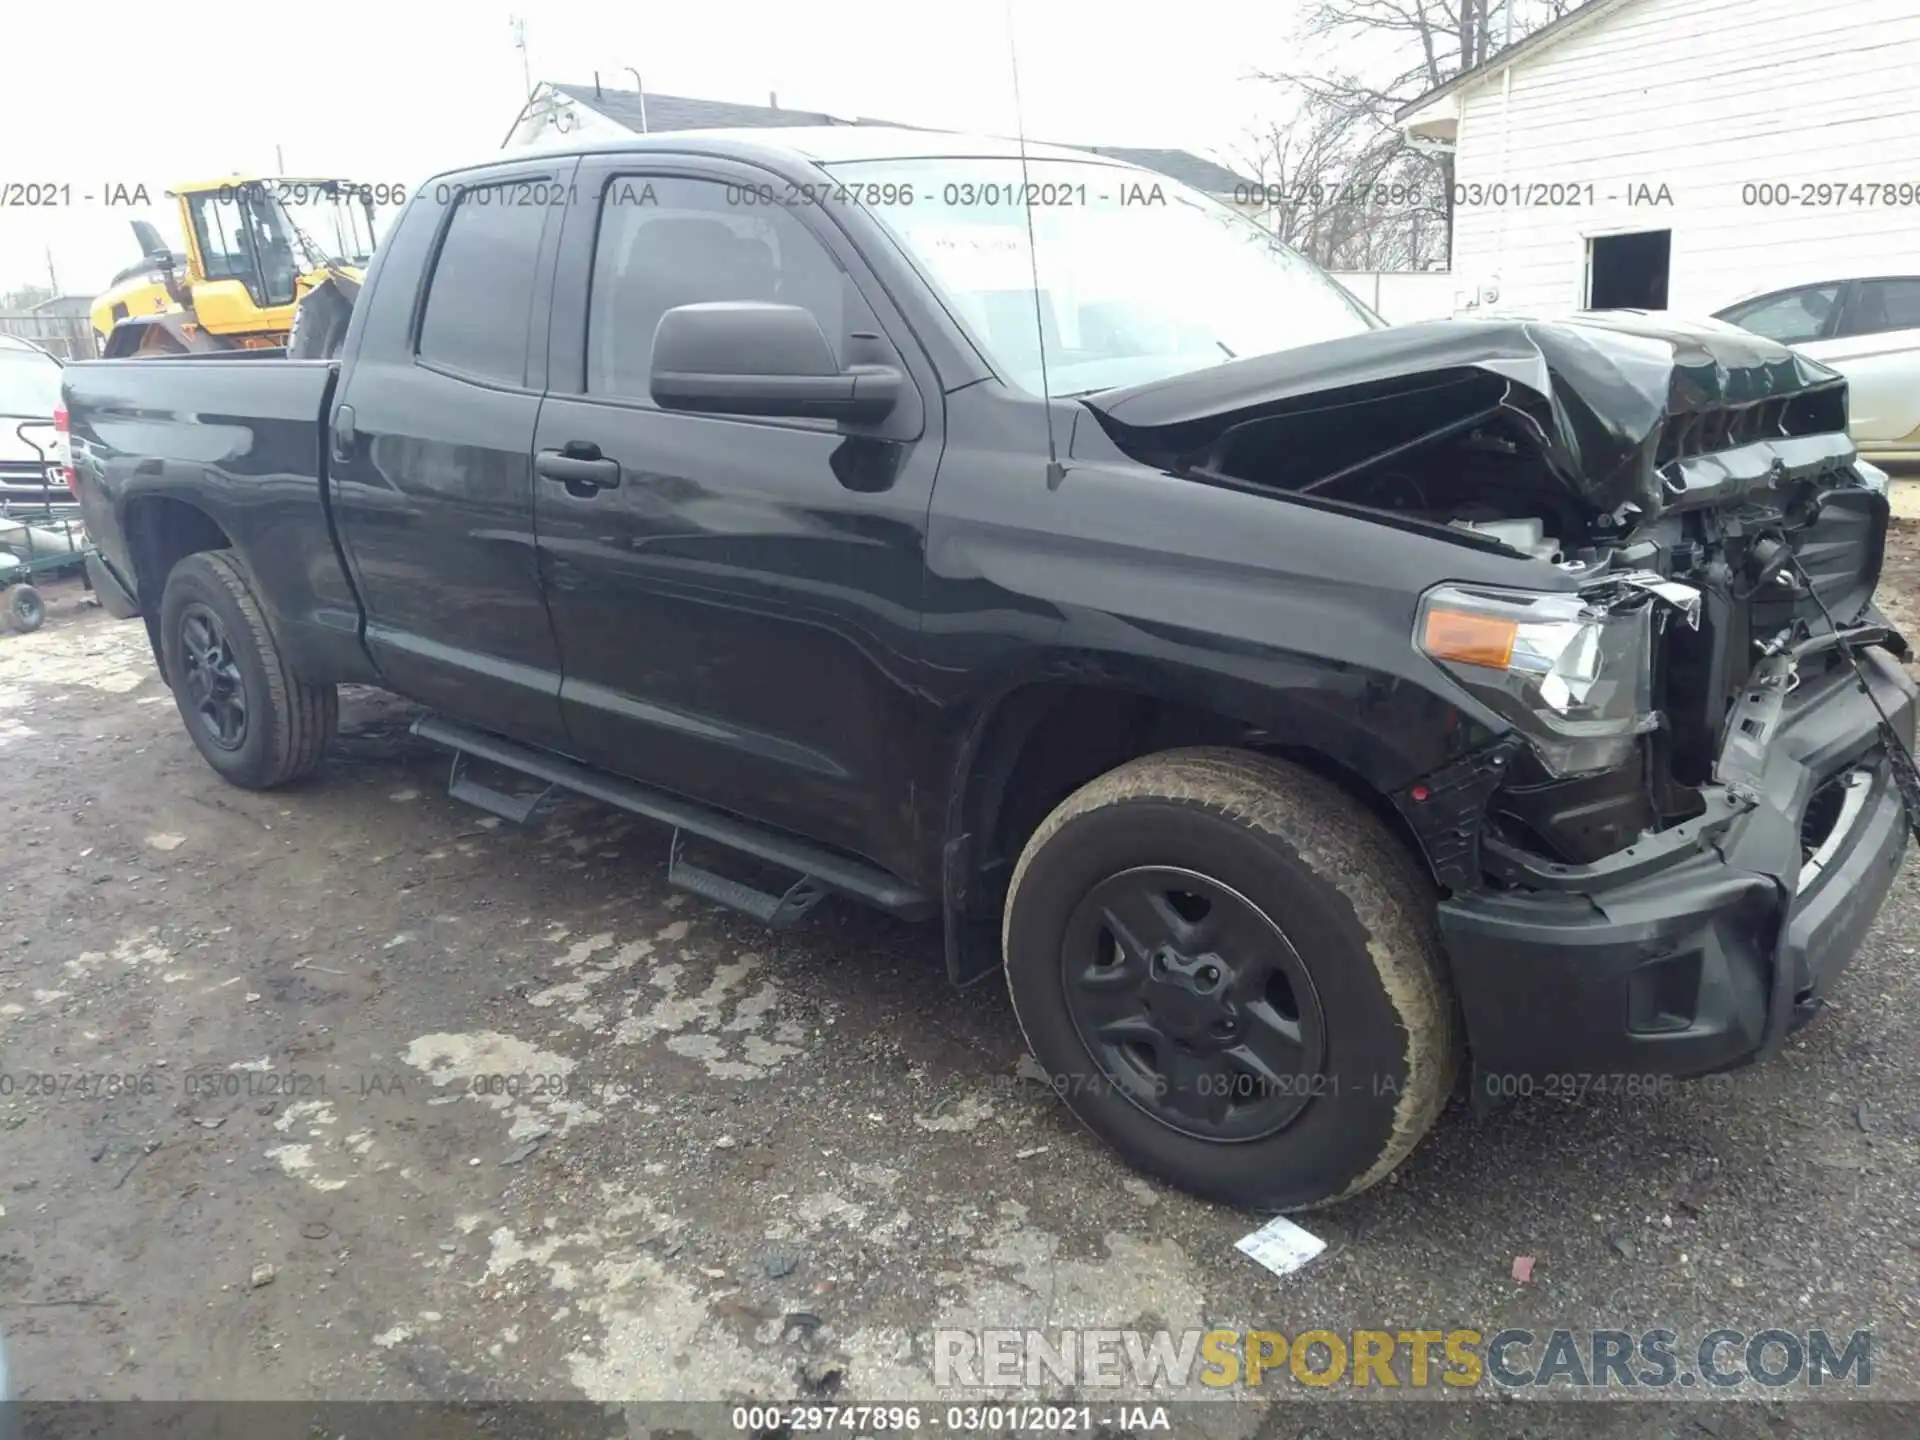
[158,550,337,788]
[1003,747,1459,1211]
[5,584,44,634]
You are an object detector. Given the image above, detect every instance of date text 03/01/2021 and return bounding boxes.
[729,1406,1170,1434]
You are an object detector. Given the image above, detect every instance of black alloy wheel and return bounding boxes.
[1062,866,1326,1141]
[1003,747,1461,1211]
[177,602,249,750]
[157,549,337,788]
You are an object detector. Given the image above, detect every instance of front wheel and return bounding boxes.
[1003,748,1459,1211]
[159,550,337,788]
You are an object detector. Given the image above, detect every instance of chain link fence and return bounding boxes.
[0,311,97,361]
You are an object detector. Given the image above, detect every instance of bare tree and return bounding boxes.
[1245,0,1580,270]
[0,283,55,313]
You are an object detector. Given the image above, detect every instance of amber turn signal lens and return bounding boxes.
[1422,608,1517,669]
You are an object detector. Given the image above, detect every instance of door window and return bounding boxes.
[191,191,253,286]
[587,177,849,403]
[188,188,300,307]
[1839,279,1920,339]
[1719,285,1841,344]
[417,185,550,385]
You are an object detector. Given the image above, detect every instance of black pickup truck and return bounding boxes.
[65,128,1917,1210]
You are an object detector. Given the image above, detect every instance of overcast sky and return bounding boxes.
[3,0,1307,297]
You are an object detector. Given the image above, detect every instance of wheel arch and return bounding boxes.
[124,493,236,665]
[938,656,1468,985]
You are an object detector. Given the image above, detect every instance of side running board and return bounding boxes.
[667,831,826,928]
[411,715,936,926]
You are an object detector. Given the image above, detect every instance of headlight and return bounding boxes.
[1416,582,1659,777]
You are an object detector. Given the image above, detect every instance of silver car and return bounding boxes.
[1715,276,1920,465]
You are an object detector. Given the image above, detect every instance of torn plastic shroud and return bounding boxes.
[1081,310,1856,521]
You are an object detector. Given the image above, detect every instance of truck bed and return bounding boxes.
[63,356,371,684]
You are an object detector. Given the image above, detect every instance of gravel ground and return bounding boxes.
[4,549,1920,1439]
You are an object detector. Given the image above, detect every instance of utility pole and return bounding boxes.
[275,144,285,175]
[511,16,533,99]
[46,246,60,298]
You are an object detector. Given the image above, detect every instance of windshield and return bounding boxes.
[828,156,1380,394]
[271,181,378,267]
[0,345,62,418]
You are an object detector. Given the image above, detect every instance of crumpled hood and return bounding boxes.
[1082,310,1853,517]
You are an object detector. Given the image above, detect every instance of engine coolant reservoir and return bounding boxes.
[1448,517,1562,562]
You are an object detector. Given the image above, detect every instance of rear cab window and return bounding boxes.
[417,183,552,386]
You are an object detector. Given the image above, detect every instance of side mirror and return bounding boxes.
[650,302,900,424]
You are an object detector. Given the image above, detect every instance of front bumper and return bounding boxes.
[1439,644,1915,1089]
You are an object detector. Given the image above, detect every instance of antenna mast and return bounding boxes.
[510,16,533,100]
[1006,2,1065,486]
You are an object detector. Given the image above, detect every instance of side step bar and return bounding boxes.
[447,749,555,824]
[411,715,936,923]
[668,830,826,928]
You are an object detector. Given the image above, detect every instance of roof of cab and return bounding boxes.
[446,126,1149,181]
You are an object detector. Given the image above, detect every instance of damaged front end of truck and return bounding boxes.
[1084,312,1918,1090]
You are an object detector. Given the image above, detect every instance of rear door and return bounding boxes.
[328,161,576,747]
[532,157,943,864]
[1821,278,1920,449]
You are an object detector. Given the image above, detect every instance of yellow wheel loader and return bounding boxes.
[91,177,378,359]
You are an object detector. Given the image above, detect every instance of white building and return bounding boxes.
[1396,0,1920,318]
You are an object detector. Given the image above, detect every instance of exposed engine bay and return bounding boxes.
[1083,312,1904,877]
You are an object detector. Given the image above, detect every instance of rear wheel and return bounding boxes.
[4,584,44,634]
[159,551,336,787]
[1002,747,1459,1211]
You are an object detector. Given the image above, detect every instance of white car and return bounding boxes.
[0,334,66,503]
[1714,276,1920,464]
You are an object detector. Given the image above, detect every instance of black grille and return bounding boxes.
[1654,389,1849,469]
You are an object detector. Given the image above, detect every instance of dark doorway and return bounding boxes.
[1587,229,1672,310]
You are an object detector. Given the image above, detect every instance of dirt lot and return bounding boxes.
[6,545,1920,1438]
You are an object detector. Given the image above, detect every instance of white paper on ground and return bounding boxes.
[1234,1214,1327,1277]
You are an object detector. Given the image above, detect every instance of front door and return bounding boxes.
[532,160,943,865]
